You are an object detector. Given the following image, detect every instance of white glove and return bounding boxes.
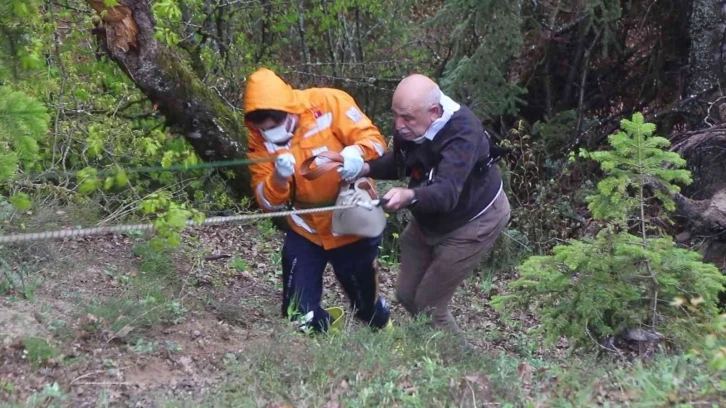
[338,146,364,181]
[275,153,296,178]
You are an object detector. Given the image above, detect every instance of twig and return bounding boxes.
[283,70,395,92]
[704,95,726,127]
[501,231,532,252]
[204,254,231,261]
[463,376,477,407]
[586,319,624,356]
[210,85,240,112]
[70,366,129,384]
[71,382,132,386]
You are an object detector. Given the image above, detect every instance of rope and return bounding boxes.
[16,157,277,182]
[0,203,359,244]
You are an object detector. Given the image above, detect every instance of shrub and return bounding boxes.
[491,113,726,350]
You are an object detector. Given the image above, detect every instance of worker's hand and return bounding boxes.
[338,145,364,181]
[382,188,415,212]
[275,153,296,178]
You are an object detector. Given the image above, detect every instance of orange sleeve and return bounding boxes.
[245,123,291,211]
[327,90,387,160]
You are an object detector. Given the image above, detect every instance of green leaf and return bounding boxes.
[9,193,31,211]
[87,134,104,158]
[192,211,205,225]
[103,177,114,190]
[115,170,129,187]
[139,137,161,156]
[161,150,175,168]
[78,178,99,194]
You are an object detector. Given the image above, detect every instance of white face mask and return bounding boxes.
[262,115,296,144]
[411,134,427,144]
[406,95,460,144]
[402,111,437,144]
[405,124,430,144]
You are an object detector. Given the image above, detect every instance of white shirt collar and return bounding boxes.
[422,92,460,141]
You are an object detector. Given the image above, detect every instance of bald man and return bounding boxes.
[356,74,511,334]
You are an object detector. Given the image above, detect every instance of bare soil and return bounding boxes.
[0,220,542,407]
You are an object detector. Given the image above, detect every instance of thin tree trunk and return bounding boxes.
[296,0,311,71]
[254,0,272,64]
[687,0,724,96]
[320,0,339,77]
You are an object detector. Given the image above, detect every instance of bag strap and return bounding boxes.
[355,179,379,200]
[300,151,345,180]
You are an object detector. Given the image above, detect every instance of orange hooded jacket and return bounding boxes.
[243,68,387,250]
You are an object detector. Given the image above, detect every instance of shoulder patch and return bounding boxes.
[345,106,364,123]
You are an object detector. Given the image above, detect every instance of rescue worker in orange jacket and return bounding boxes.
[242,67,391,332]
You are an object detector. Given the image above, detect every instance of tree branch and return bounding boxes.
[85,0,252,197]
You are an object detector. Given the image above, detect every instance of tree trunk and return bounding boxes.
[686,0,725,96]
[671,124,726,234]
[86,0,252,198]
[666,124,726,271]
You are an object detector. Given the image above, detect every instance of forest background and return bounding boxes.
[2,0,726,406]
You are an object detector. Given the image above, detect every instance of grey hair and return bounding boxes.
[423,85,442,110]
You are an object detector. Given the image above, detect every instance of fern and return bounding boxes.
[491,113,726,350]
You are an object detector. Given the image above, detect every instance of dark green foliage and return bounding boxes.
[0,86,48,184]
[434,0,526,120]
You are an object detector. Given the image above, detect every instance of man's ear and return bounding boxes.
[428,103,442,119]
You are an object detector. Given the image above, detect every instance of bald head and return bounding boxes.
[392,74,443,141]
[393,74,439,109]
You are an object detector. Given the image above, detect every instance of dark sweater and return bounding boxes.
[367,105,503,235]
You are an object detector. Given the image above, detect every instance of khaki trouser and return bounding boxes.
[396,191,511,333]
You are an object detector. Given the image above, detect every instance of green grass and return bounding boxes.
[132,240,177,281]
[229,256,249,273]
[80,240,188,339]
[0,250,44,300]
[83,295,167,333]
[4,204,726,407]
[22,337,60,368]
[158,318,726,407]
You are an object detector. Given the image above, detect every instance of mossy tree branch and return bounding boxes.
[86,0,252,198]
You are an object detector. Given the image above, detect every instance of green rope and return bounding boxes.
[99,157,275,176]
[18,156,276,182]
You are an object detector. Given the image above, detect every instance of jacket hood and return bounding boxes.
[243,68,307,115]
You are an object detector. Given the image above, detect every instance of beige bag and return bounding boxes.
[300,151,387,238]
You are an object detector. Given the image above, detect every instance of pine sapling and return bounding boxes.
[491,113,725,351]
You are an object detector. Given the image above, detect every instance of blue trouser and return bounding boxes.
[280,229,390,332]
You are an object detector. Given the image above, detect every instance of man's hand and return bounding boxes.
[338,145,364,181]
[358,162,370,178]
[273,153,295,187]
[275,153,296,178]
[382,187,415,211]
